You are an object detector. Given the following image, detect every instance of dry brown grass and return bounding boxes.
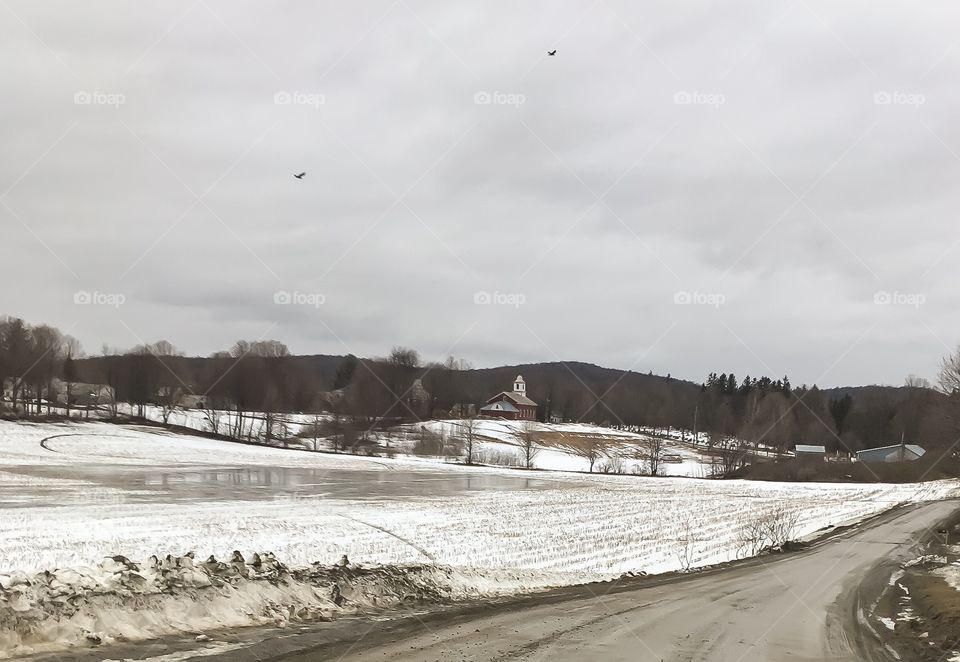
[531,429,639,453]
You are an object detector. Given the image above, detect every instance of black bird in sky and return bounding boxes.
[293,172,306,179]
[547,50,557,56]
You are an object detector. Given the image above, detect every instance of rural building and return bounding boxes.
[479,375,538,421]
[450,402,476,418]
[794,445,826,462]
[409,378,430,409]
[856,444,926,464]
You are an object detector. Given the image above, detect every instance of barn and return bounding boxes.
[479,375,538,421]
[794,445,826,462]
[856,444,926,464]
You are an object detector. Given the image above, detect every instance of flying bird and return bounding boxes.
[547,50,557,56]
[293,172,306,179]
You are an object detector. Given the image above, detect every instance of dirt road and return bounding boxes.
[275,500,956,662]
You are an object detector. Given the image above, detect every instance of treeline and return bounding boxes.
[694,370,954,456]
[2,314,959,456]
[704,372,792,395]
[0,317,83,414]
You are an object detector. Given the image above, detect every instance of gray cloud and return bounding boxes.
[3,0,960,388]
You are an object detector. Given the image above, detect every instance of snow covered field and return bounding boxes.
[0,420,956,581]
[397,418,712,476]
[115,403,323,440]
[1,419,958,657]
[117,405,713,476]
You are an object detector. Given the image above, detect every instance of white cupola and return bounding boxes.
[513,375,526,395]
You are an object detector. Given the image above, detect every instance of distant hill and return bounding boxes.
[70,353,954,455]
[820,384,915,403]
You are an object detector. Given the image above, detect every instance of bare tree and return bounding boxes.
[645,435,665,476]
[675,517,695,572]
[938,346,960,394]
[339,418,358,453]
[387,346,420,368]
[711,437,750,477]
[413,424,444,456]
[322,412,355,453]
[905,374,932,389]
[59,335,83,415]
[131,340,183,357]
[0,318,33,413]
[157,385,183,425]
[513,421,540,469]
[932,349,960,441]
[598,453,626,474]
[459,417,480,465]
[444,355,472,371]
[574,435,602,472]
[202,404,224,436]
[231,340,290,358]
[21,324,64,416]
[305,412,324,451]
[735,516,769,558]
[764,505,801,548]
[98,383,118,419]
[736,505,801,557]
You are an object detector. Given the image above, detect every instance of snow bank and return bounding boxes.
[0,551,583,659]
[934,564,960,591]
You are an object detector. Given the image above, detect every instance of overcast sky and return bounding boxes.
[2,1,960,387]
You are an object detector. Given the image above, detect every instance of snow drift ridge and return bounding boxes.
[0,550,504,658]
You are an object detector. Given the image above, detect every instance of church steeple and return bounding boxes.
[513,375,526,395]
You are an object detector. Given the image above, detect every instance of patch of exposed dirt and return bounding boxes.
[868,517,960,660]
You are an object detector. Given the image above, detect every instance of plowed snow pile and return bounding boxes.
[0,550,559,658]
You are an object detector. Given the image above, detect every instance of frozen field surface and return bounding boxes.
[0,420,957,580]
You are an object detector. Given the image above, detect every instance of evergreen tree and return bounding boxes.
[332,354,359,390]
[829,395,854,436]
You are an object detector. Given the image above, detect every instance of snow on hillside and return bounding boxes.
[115,406,713,476]
[0,420,956,582]
[115,403,324,439]
[406,418,711,477]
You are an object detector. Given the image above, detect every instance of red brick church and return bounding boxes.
[479,375,538,421]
